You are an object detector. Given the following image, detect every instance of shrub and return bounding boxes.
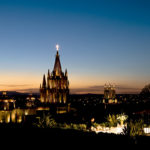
[117,113,128,126]
[106,114,118,127]
[59,123,87,131]
[34,113,57,128]
[123,119,144,137]
[78,124,87,130]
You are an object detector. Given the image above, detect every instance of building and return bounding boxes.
[26,93,36,107]
[0,91,16,110]
[40,45,69,104]
[103,84,117,104]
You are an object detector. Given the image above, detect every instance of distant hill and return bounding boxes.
[0,91,40,96]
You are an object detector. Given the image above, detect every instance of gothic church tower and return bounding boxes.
[40,45,69,104]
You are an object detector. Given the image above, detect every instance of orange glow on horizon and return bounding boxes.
[0,72,146,94]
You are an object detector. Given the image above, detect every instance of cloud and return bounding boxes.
[16,88,39,93]
[70,86,103,94]
[0,84,141,94]
[70,85,141,94]
[0,84,32,87]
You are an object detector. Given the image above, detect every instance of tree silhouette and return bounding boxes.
[140,84,150,99]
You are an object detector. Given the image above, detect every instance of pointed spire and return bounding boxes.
[65,69,68,77]
[47,70,50,88]
[48,69,50,78]
[42,74,46,88]
[53,45,62,76]
[56,44,59,57]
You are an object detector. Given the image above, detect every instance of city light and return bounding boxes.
[0,0,149,145]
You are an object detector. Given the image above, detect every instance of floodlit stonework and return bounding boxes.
[40,45,69,104]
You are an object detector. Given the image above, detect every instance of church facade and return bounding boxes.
[40,45,69,104]
[103,84,117,104]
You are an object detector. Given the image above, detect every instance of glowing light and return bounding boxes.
[144,128,150,134]
[91,124,126,134]
[56,44,59,51]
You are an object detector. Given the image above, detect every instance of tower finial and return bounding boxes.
[65,69,68,77]
[48,69,50,78]
[42,74,46,88]
[56,44,59,51]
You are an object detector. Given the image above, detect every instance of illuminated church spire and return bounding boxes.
[40,44,69,104]
[53,44,62,76]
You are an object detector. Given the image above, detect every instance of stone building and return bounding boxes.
[0,91,16,110]
[103,84,117,104]
[40,45,69,104]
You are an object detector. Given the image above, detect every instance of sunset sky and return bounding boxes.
[0,0,150,94]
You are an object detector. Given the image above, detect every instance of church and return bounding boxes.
[103,83,117,104]
[40,45,69,104]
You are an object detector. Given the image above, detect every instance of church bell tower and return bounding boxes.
[40,45,69,104]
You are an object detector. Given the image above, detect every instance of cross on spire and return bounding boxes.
[53,44,62,76]
[56,44,59,51]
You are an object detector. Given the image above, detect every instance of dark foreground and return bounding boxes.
[0,126,149,146]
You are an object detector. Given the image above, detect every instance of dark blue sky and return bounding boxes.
[0,0,150,93]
